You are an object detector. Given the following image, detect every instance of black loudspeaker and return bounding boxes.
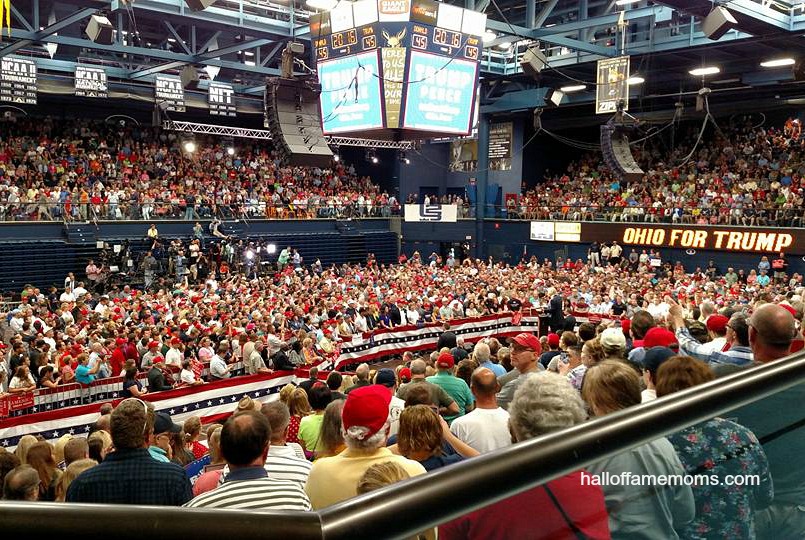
[265,77,333,168]
[181,65,200,90]
[601,123,644,182]
[520,47,548,79]
[185,0,216,10]
[85,15,114,45]
[702,6,736,40]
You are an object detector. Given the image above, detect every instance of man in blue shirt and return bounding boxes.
[75,353,101,385]
[67,399,192,505]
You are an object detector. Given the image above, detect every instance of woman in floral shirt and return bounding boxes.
[657,356,773,539]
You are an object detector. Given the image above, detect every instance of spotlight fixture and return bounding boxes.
[559,84,586,93]
[372,156,379,164]
[266,244,277,255]
[760,58,795,68]
[183,140,197,153]
[689,66,720,77]
[365,148,379,164]
[399,151,410,165]
[227,147,235,156]
[333,154,340,162]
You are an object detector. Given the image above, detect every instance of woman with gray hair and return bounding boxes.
[440,373,611,539]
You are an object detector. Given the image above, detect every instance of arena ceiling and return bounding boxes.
[3,0,805,116]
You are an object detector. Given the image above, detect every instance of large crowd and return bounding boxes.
[0,117,398,221]
[1,114,804,537]
[0,245,802,538]
[509,119,805,226]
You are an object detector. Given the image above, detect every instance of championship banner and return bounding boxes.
[209,81,236,117]
[74,66,108,98]
[0,372,295,451]
[404,203,458,222]
[0,57,37,105]
[331,310,540,369]
[155,74,186,112]
[596,56,629,114]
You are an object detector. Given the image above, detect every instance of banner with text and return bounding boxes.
[155,75,186,112]
[404,203,458,222]
[74,66,108,98]
[1,57,37,105]
[209,82,236,116]
[579,222,803,254]
[596,56,629,114]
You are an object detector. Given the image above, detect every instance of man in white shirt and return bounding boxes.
[451,367,512,453]
[261,401,313,488]
[210,344,231,380]
[165,337,184,368]
[375,369,405,436]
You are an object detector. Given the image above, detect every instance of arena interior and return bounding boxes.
[0,0,804,538]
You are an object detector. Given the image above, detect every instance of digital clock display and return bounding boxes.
[331,29,358,49]
[433,27,462,48]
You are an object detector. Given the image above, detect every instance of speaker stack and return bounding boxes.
[601,123,644,183]
[520,47,549,79]
[265,77,333,168]
[702,6,737,40]
[85,15,114,45]
[181,65,200,91]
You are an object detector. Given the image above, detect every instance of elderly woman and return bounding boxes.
[656,356,773,539]
[393,405,479,471]
[582,360,695,539]
[440,372,611,539]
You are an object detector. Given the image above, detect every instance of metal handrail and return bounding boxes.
[1,351,804,539]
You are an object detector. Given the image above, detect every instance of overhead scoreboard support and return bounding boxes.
[311,0,486,140]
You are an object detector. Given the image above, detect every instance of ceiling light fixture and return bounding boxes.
[482,30,497,44]
[760,58,795,68]
[627,76,645,85]
[559,84,586,92]
[689,66,720,76]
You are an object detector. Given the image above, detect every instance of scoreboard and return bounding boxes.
[312,0,486,138]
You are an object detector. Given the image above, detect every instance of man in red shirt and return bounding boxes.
[109,337,128,377]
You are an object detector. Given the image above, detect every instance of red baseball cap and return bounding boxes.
[148,340,160,349]
[398,367,412,382]
[341,385,392,439]
[705,315,729,334]
[511,333,542,354]
[115,337,127,346]
[643,327,678,350]
[547,333,560,348]
[436,351,455,369]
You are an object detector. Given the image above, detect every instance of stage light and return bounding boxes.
[689,66,720,77]
[333,154,340,162]
[559,84,586,93]
[183,141,197,153]
[266,244,277,255]
[615,0,639,5]
[760,58,795,68]
[627,76,645,85]
[227,147,235,156]
[245,249,255,260]
[372,156,379,164]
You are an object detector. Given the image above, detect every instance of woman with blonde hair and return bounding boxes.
[279,383,296,405]
[87,430,113,463]
[357,461,411,494]
[287,386,312,445]
[15,435,38,464]
[26,441,62,501]
[581,360,695,538]
[315,399,345,460]
[55,459,97,502]
[53,434,73,467]
[183,416,208,460]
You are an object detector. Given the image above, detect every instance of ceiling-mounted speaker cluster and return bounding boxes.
[702,6,737,40]
[185,0,217,11]
[85,15,114,45]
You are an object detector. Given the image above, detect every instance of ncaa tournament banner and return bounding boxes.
[75,66,108,98]
[596,56,629,114]
[0,57,37,105]
[155,74,186,112]
[404,204,458,222]
[209,81,236,116]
